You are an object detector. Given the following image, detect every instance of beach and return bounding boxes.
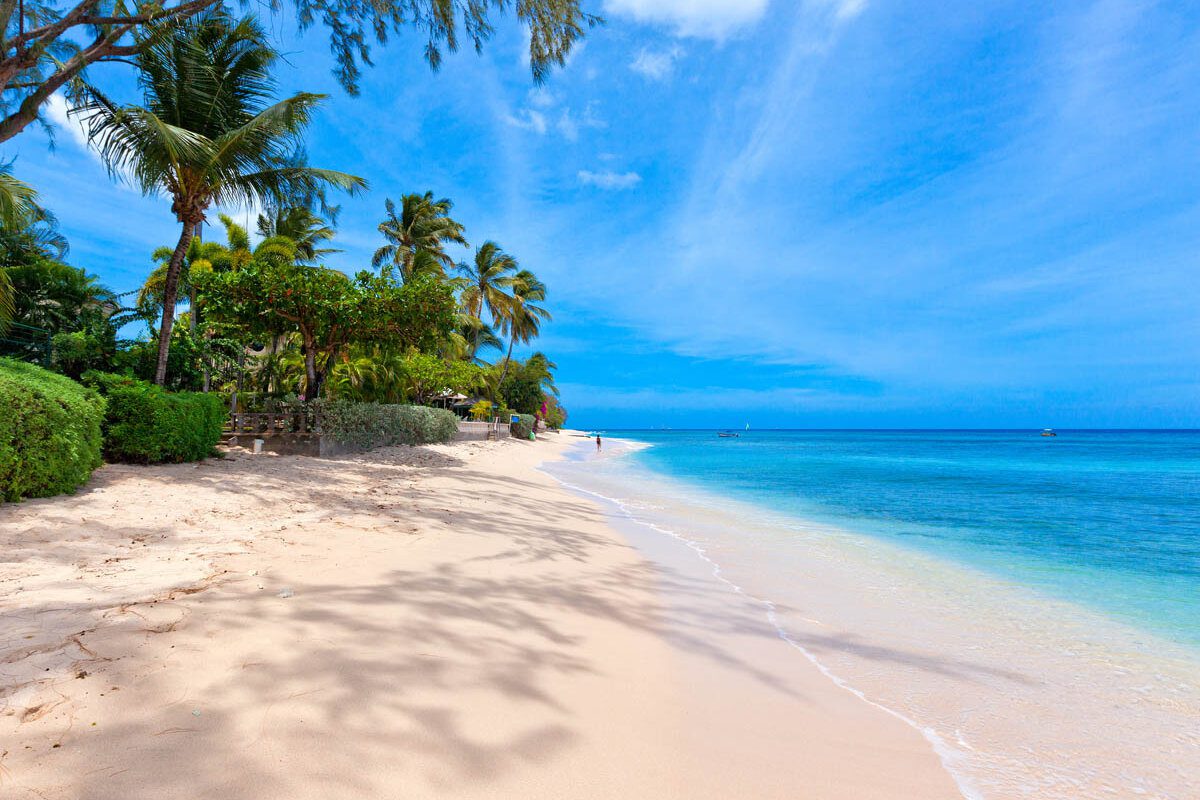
[0,433,960,799]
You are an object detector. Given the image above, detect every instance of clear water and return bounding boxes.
[547,430,1200,798]
[613,430,1200,648]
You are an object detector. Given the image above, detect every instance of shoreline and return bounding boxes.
[0,433,961,799]
[546,436,1200,799]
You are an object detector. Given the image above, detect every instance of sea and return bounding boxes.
[543,430,1200,799]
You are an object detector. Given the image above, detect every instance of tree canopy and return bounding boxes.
[199,261,456,397]
[0,0,599,144]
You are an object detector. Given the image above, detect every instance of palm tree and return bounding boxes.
[456,241,518,358]
[0,165,69,331]
[78,11,365,385]
[257,206,338,263]
[496,269,552,391]
[0,167,40,232]
[372,192,467,282]
[0,164,69,262]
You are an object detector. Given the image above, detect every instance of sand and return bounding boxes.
[0,433,962,799]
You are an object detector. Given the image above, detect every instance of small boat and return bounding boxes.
[718,431,740,438]
[1041,428,1057,437]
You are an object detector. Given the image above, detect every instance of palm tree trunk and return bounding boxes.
[495,335,516,401]
[302,332,317,400]
[154,220,197,385]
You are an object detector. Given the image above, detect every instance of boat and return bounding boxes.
[718,431,740,438]
[1041,428,1057,437]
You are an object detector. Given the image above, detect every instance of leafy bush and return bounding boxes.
[510,413,536,440]
[468,399,492,420]
[0,358,105,501]
[318,400,458,450]
[81,372,225,463]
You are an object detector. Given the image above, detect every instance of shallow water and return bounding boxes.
[544,431,1200,799]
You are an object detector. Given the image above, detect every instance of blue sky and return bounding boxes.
[7,0,1200,428]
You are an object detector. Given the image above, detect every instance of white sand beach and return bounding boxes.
[0,434,960,799]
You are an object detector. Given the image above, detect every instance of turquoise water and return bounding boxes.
[606,430,1200,647]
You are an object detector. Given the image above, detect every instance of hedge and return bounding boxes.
[81,372,226,464]
[510,414,536,440]
[318,400,458,450]
[0,358,105,501]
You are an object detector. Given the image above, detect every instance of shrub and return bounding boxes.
[318,400,458,451]
[81,372,226,463]
[0,358,105,501]
[510,413,536,440]
[468,399,492,421]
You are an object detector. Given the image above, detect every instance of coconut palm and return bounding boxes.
[0,164,69,262]
[0,167,40,232]
[496,269,552,390]
[0,166,70,331]
[372,192,467,282]
[257,206,338,263]
[78,11,365,385]
[141,214,281,329]
[456,241,518,358]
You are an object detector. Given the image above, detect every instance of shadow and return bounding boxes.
[0,440,1036,798]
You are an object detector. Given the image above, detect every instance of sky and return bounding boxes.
[7,0,1200,428]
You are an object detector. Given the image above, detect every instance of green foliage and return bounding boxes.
[327,349,487,404]
[258,207,339,263]
[317,400,458,450]
[1,0,596,145]
[509,413,536,440]
[50,308,118,378]
[81,372,225,464]
[200,262,456,396]
[544,396,567,429]
[469,399,492,420]
[372,193,467,282]
[77,11,365,386]
[0,163,69,263]
[122,323,217,391]
[0,358,105,501]
[1,258,111,334]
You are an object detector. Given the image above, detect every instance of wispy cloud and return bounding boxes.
[503,90,604,140]
[631,46,684,81]
[44,93,92,153]
[603,0,769,39]
[578,169,642,190]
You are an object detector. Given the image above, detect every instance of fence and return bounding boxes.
[0,322,52,367]
[456,419,511,441]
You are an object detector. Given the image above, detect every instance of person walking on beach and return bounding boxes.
[596,435,602,451]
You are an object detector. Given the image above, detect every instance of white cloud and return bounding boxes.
[603,0,768,39]
[45,93,92,151]
[578,169,642,190]
[631,46,684,81]
[833,0,868,21]
[504,108,549,134]
[504,91,604,140]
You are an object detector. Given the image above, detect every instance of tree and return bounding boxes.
[0,162,68,263]
[257,206,338,263]
[456,241,517,358]
[0,164,58,330]
[0,257,114,364]
[372,193,467,282]
[543,395,567,429]
[0,0,598,144]
[495,268,550,390]
[199,262,456,397]
[499,352,558,415]
[78,12,365,386]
